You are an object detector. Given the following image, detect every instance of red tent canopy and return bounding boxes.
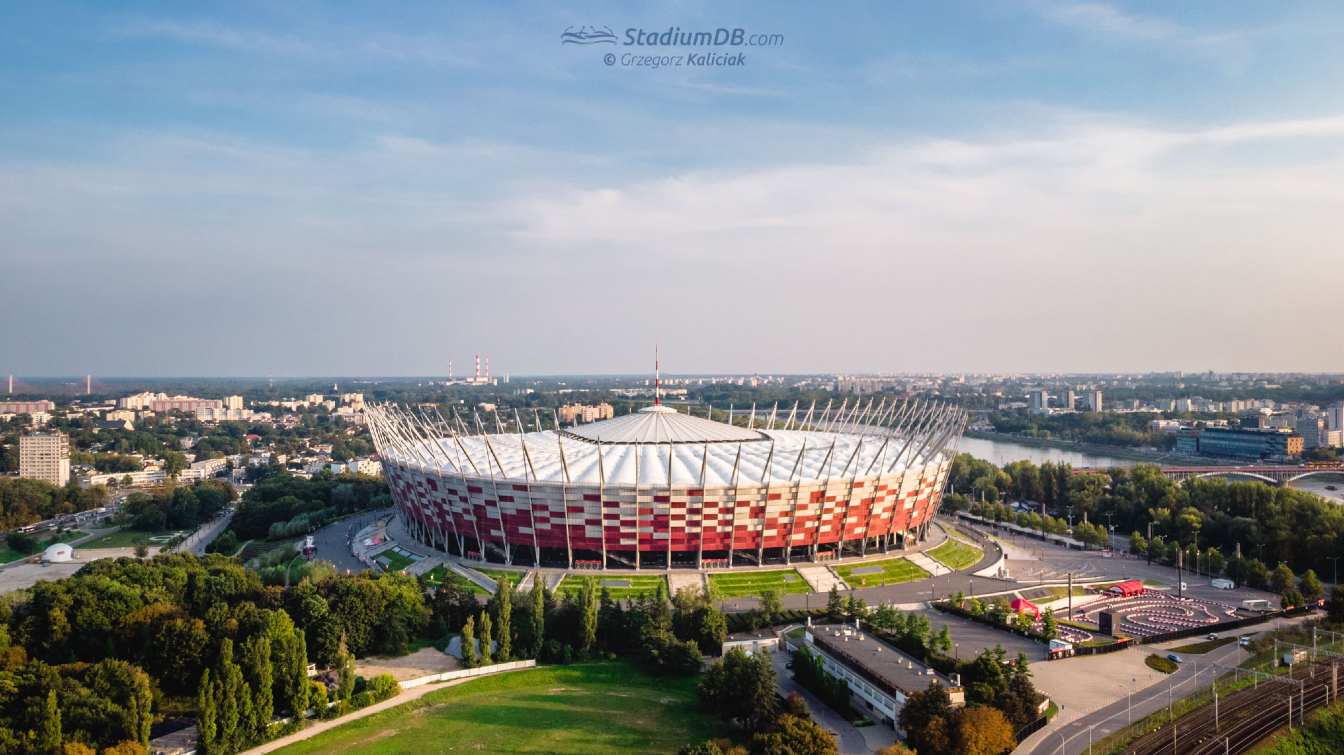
[1010,597,1040,620]
[1107,579,1145,597]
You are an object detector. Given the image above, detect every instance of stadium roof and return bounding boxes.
[368,400,967,488]
[562,405,767,445]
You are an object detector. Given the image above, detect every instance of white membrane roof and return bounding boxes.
[562,405,767,444]
[387,427,946,487]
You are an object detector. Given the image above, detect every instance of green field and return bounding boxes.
[80,528,183,549]
[555,574,668,600]
[471,567,529,587]
[373,547,419,572]
[926,538,982,570]
[271,662,726,755]
[1145,654,1178,674]
[0,530,89,563]
[708,568,809,597]
[1169,636,1237,654]
[834,558,929,589]
[423,566,489,596]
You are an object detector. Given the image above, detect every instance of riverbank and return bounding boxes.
[961,430,1226,468]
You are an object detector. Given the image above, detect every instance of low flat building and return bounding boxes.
[803,623,964,732]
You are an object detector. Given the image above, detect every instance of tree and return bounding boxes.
[1041,609,1058,640]
[133,541,149,559]
[196,669,217,754]
[899,682,952,754]
[1271,562,1297,598]
[698,648,778,732]
[461,615,478,668]
[1329,584,1344,624]
[530,576,545,658]
[827,586,843,620]
[759,589,782,625]
[241,637,274,740]
[39,689,62,754]
[493,576,513,662]
[695,605,728,656]
[1299,569,1324,603]
[751,713,838,755]
[336,644,355,704]
[579,578,599,655]
[952,706,1017,755]
[479,611,494,665]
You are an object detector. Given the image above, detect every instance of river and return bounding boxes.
[954,435,1344,504]
[953,435,1139,469]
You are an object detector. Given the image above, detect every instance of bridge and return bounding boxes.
[1079,463,1344,486]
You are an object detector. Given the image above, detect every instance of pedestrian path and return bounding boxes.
[515,570,535,592]
[448,562,496,593]
[797,565,847,592]
[406,555,444,577]
[906,551,951,576]
[668,571,707,596]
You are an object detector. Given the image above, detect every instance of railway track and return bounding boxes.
[1122,661,1339,755]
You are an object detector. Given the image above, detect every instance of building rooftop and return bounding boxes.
[807,624,961,698]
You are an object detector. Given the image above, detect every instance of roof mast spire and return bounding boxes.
[654,344,661,406]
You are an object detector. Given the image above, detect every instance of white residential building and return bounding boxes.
[19,432,70,486]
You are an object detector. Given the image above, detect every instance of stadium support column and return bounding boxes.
[634,449,642,571]
[728,443,744,569]
[696,442,709,570]
[665,445,674,571]
[596,441,608,571]
[555,415,574,570]
[757,439,776,567]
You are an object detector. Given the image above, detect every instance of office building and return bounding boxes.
[19,431,71,486]
[1088,390,1103,413]
[1060,390,1076,411]
[223,395,245,411]
[1196,427,1303,460]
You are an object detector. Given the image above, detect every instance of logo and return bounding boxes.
[561,25,617,45]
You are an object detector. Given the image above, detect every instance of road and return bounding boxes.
[768,646,892,754]
[1020,615,1308,755]
[307,508,393,574]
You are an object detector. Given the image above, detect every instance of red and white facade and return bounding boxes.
[367,399,965,569]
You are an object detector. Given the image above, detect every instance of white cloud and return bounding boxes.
[4,110,1344,374]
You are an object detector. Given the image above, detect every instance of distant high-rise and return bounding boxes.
[1029,389,1049,414]
[1088,390,1103,413]
[1329,402,1344,434]
[1061,390,1076,411]
[19,431,70,486]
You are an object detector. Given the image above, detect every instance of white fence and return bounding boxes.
[400,659,536,689]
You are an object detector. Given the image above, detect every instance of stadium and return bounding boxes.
[366,396,966,570]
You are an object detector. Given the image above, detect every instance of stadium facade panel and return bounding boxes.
[367,399,965,569]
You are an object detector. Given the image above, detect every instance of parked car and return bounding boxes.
[1167,653,1183,664]
[1205,633,1219,640]
[1238,636,1252,647]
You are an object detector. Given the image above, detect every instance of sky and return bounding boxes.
[3,1,1344,377]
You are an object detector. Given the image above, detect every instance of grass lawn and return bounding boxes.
[1145,654,1179,674]
[926,538,982,570]
[555,574,668,600]
[471,567,529,587]
[834,558,929,589]
[0,530,89,563]
[1170,636,1237,654]
[271,661,728,755]
[80,528,183,549]
[708,569,810,597]
[423,566,489,596]
[374,548,418,572]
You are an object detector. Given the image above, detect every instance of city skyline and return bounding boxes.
[5,3,1344,376]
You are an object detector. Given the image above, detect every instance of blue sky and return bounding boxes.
[4,2,1344,376]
